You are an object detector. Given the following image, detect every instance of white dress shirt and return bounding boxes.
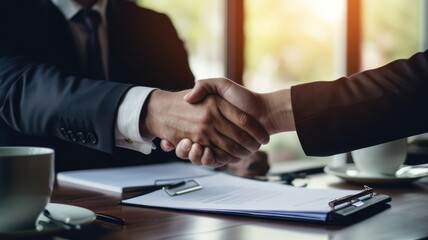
[51,0,156,154]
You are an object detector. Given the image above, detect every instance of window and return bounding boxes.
[362,0,423,69]
[138,1,426,160]
[244,0,425,159]
[244,0,345,91]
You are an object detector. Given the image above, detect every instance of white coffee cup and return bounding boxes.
[351,138,407,176]
[0,147,54,231]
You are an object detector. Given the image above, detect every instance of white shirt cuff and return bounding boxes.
[115,86,157,154]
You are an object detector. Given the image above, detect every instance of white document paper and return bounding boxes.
[122,173,359,221]
[57,162,215,193]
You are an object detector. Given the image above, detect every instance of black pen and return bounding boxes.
[96,213,126,225]
[163,180,186,189]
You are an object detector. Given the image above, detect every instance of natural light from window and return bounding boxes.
[137,0,424,161]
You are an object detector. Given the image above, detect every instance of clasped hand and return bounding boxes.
[158,78,294,167]
[141,87,270,168]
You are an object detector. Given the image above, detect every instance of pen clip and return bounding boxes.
[162,179,203,196]
[328,185,375,210]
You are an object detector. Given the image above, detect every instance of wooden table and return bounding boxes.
[48,170,428,240]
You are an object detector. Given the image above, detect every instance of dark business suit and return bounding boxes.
[0,0,194,171]
[291,50,428,156]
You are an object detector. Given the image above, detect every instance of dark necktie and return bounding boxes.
[73,9,105,79]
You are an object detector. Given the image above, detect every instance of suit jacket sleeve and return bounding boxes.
[0,51,133,154]
[0,0,195,161]
[291,50,428,156]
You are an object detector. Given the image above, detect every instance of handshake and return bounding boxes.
[141,78,295,168]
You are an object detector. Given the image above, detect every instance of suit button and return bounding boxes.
[60,128,68,138]
[86,132,97,144]
[67,131,77,142]
[77,132,86,143]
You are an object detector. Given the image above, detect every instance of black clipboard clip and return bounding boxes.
[328,185,375,210]
[162,179,203,196]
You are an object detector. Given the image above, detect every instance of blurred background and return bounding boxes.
[137,0,427,163]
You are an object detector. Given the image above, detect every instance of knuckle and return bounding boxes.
[204,96,217,106]
[199,110,213,125]
[199,111,210,123]
[189,145,203,159]
[237,113,249,127]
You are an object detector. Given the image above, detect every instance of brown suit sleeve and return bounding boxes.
[291,50,428,156]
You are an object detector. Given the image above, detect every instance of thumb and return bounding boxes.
[184,78,231,103]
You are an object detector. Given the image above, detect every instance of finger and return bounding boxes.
[183,82,209,103]
[210,146,240,166]
[215,97,268,151]
[210,129,253,159]
[199,146,215,166]
[186,145,226,168]
[188,143,204,164]
[194,145,235,167]
[175,139,192,160]
[160,139,175,152]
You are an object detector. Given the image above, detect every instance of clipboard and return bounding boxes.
[120,174,392,225]
[325,185,391,224]
[209,185,391,225]
[200,190,391,225]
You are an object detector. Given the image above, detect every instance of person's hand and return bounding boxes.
[159,78,271,165]
[141,89,269,167]
[161,78,295,163]
[185,78,276,133]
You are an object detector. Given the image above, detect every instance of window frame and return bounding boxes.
[225,0,244,84]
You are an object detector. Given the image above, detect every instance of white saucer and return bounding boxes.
[324,164,428,184]
[0,203,95,238]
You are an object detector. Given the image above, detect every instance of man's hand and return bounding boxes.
[184,78,276,133]
[160,78,295,164]
[141,89,269,167]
